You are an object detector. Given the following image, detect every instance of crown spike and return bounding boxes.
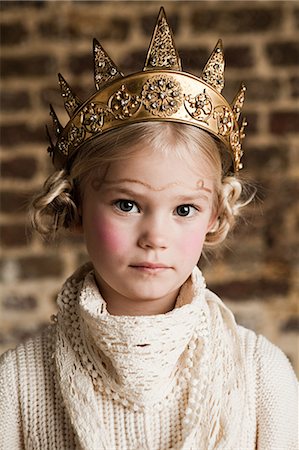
[144,7,181,71]
[232,83,246,121]
[49,104,63,137]
[93,38,124,91]
[202,39,225,93]
[58,73,82,118]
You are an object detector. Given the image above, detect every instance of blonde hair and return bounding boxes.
[30,122,252,247]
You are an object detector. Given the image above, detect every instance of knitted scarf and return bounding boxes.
[54,263,247,450]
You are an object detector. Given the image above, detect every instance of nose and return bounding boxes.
[137,215,168,250]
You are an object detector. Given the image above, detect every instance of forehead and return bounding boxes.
[101,145,214,189]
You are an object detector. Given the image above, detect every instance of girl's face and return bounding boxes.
[81,145,215,315]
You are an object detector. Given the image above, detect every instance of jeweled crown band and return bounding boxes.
[47,7,247,172]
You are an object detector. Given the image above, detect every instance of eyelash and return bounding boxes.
[113,200,140,213]
[113,199,200,217]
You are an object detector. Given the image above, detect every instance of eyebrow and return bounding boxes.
[99,182,211,203]
[100,178,212,194]
[175,193,210,203]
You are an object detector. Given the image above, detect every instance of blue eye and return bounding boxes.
[115,200,139,213]
[176,205,196,217]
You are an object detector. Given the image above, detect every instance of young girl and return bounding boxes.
[0,8,297,450]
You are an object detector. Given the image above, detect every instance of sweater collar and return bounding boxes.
[77,266,207,405]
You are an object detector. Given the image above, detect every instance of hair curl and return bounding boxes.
[30,122,253,245]
[30,169,81,238]
[205,176,248,247]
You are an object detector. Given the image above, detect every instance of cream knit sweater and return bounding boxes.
[0,264,297,450]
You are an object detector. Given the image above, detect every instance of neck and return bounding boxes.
[106,296,179,316]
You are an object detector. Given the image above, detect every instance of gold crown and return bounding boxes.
[47,7,247,172]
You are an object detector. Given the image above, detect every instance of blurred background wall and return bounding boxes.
[0,0,298,375]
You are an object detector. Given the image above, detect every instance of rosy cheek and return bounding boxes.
[180,230,206,257]
[94,217,127,254]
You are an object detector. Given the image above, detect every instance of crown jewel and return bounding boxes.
[93,38,124,90]
[144,8,181,71]
[48,7,247,172]
[202,40,225,93]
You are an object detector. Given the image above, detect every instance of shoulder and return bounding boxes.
[204,288,296,381]
[0,326,56,446]
[254,335,298,448]
[253,332,298,409]
[237,326,298,448]
[236,324,297,385]
[204,289,297,386]
[0,324,56,383]
[254,332,297,383]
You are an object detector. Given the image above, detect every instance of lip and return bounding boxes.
[129,262,171,270]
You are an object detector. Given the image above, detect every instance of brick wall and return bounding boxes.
[1,0,298,375]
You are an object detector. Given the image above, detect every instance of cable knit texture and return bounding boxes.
[0,263,298,450]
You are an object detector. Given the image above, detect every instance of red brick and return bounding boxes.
[266,41,299,66]
[191,7,282,34]
[262,180,299,256]
[68,52,93,76]
[225,45,254,68]
[290,76,299,98]
[1,156,38,179]
[39,16,130,42]
[0,224,31,247]
[0,1,45,10]
[18,255,64,279]
[0,90,31,111]
[245,78,281,102]
[181,44,254,69]
[0,22,28,45]
[243,144,289,175]
[179,47,209,73]
[269,111,299,134]
[38,20,79,41]
[1,123,45,147]
[244,112,259,135]
[265,178,299,210]
[97,18,130,41]
[0,190,31,214]
[0,255,63,280]
[120,50,146,73]
[1,55,56,78]
[2,294,37,311]
[210,278,289,301]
